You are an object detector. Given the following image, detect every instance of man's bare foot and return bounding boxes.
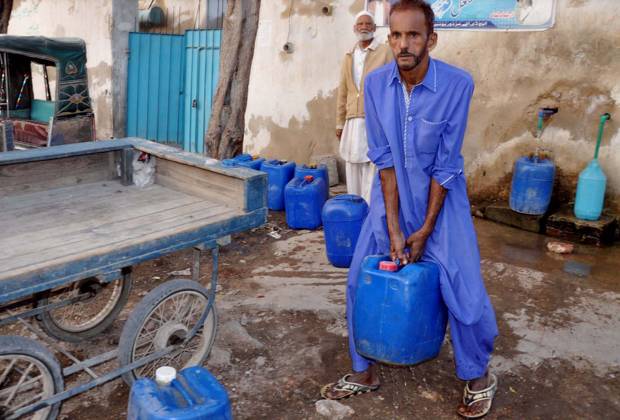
[468,371,489,392]
[457,371,497,418]
[321,365,380,399]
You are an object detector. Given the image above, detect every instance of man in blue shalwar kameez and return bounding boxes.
[321,1,499,417]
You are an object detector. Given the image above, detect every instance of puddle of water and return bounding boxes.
[502,290,620,376]
[563,260,592,277]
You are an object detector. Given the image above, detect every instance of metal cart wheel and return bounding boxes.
[37,272,132,342]
[117,279,217,386]
[0,336,64,420]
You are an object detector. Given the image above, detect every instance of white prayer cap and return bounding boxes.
[355,11,375,23]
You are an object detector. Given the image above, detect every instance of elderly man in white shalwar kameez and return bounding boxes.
[336,11,393,203]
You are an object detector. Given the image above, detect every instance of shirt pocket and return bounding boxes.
[407,117,447,169]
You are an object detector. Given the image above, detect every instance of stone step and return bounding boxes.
[481,203,618,246]
[483,204,546,234]
[546,207,618,246]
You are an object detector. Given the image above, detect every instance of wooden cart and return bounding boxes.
[0,139,267,419]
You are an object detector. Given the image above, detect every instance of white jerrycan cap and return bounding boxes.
[155,366,177,385]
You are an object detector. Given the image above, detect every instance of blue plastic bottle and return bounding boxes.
[260,160,296,211]
[574,159,607,220]
[221,158,238,167]
[353,256,448,365]
[237,157,265,171]
[322,194,368,268]
[574,113,611,221]
[509,156,555,215]
[221,154,263,170]
[221,153,251,166]
[294,164,329,201]
[284,175,325,229]
[235,153,252,162]
[127,366,232,420]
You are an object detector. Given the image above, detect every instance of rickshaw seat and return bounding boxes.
[30,99,55,123]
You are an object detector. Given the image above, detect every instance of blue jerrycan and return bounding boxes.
[127,366,232,420]
[574,113,611,221]
[321,194,368,268]
[284,175,326,229]
[574,160,606,220]
[237,156,265,170]
[260,159,296,211]
[294,164,329,201]
[509,156,555,215]
[221,153,252,167]
[353,256,448,365]
[509,107,558,215]
[221,154,264,171]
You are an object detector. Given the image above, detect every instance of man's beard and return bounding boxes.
[397,45,427,71]
[356,31,374,41]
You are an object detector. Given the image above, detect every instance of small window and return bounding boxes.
[30,63,57,101]
[206,0,227,29]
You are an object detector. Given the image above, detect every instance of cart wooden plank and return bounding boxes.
[1,184,240,276]
[2,183,204,239]
[0,152,116,197]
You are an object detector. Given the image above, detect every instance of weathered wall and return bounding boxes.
[112,0,137,138]
[244,0,620,209]
[244,0,362,166]
[138,0,197,34]
[138,0,224,34]
[433,0,620,209]
[8,0,137,139]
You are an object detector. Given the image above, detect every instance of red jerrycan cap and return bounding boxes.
[304,175,314,182]
[379,261,398,271]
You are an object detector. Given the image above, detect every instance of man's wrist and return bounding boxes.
[419,224,434,238]
[387,226,402,240]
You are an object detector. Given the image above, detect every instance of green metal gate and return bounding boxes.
[126,29,221,153]
[182,30,221,154]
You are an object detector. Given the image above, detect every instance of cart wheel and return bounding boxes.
[0,336,64,420]
[117,279,217,386]
[37,272,132,342]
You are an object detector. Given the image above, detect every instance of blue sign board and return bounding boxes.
[430,0,556,31]
[366,0,556,31]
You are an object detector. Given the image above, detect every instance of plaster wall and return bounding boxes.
[244,0,620,208]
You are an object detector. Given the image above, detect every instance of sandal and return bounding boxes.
[320,374,380,400]
[458,373,498,419]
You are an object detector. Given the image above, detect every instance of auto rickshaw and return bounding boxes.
[0,35,95,151]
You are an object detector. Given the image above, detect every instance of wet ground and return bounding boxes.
[4,196,620,419]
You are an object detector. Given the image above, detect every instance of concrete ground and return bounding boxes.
[5,198,619,419]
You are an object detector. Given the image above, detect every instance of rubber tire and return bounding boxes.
[117,279,217,386]
[0,336,64,420]
[37,274,132,343]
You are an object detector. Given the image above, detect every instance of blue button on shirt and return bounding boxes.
[362,58,490,326]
